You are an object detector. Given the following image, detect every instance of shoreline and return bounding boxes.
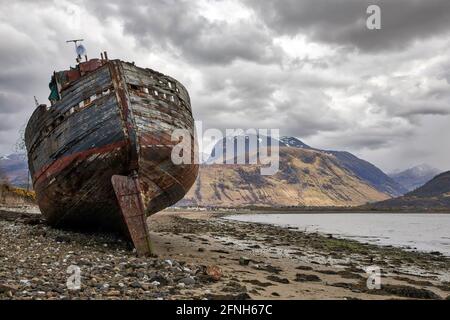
[0,208,449,300]
[219,211,450,257]
[171,207,450,214]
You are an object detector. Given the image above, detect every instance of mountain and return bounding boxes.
[389,164,441,192]
[280,137,407,197]
[327,151,407,196]
[206,135,282,164]
[279,136,311,149]
[180,137,390,207]
[0,153,29,188]
[366,171,450,211]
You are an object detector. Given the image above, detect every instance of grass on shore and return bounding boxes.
[0,183,36,203]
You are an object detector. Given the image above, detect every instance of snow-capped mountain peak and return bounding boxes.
[279,136,311,149]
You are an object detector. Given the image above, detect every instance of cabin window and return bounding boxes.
[56,115,64,125]
[129,84,140,91]
[170,95,175,102]
[143,87,149,94]
[168,82,172,89]
[154,90,159,96]
[163,93,167,99]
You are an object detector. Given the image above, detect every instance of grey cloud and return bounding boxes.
[245,0,450,52]
[333,136,391,150]
[0,93,29,115]
[280,95,349,137]
[0,0,84,154]
[88,0,283,65]
[0,0,448,173]
[194,64,349,140]
[369,92,450,119]
[0,116,25,134]
[317,122,415,153]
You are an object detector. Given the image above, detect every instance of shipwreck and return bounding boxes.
[25,41,199,255]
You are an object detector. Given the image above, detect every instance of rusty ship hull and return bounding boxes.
[25,59,198,249]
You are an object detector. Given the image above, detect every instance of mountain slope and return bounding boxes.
[181,146,390,207]
[407,171,450,197]
[389,164,441,192]
[0,153,29,188]
[328,151,407,196]
[367,171,450,211]
[280,137,407,196]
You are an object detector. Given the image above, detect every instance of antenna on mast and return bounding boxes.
[66,39,87,63]
[34,96,39,107]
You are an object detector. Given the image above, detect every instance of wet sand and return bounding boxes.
[0,207,449,300]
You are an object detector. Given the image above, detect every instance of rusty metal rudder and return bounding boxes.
[111,174,153,256]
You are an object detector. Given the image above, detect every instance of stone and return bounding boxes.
[149,275,169,286]
[239,257,250,266]
[106,290,120,296]
[266,275,290,284]
[0,284,18,293]
[206,265,222,281]
[130,281,142,289]
[295,273,321,282]
[19,279,30,286]
[179,277,196,286]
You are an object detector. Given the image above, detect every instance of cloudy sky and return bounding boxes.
[0,0,449,172]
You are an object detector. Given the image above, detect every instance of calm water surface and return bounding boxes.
[224,213,450,256]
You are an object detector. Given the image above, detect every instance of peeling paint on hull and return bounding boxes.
[25,60,198,235]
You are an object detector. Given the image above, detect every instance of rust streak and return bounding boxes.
[34,140,127,187]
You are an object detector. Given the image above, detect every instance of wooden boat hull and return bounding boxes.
[25,60,198,237]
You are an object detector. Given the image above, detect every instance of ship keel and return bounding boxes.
[111,174,153,256]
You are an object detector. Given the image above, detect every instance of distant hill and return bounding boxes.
[279,137,407,197]
[389,164,441,192]
[0,153,29,188]
[205,135,405,197]
[180,136,390,207]
[407,171,450,197]
[327,151,407,197]
[366,171,450,211]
